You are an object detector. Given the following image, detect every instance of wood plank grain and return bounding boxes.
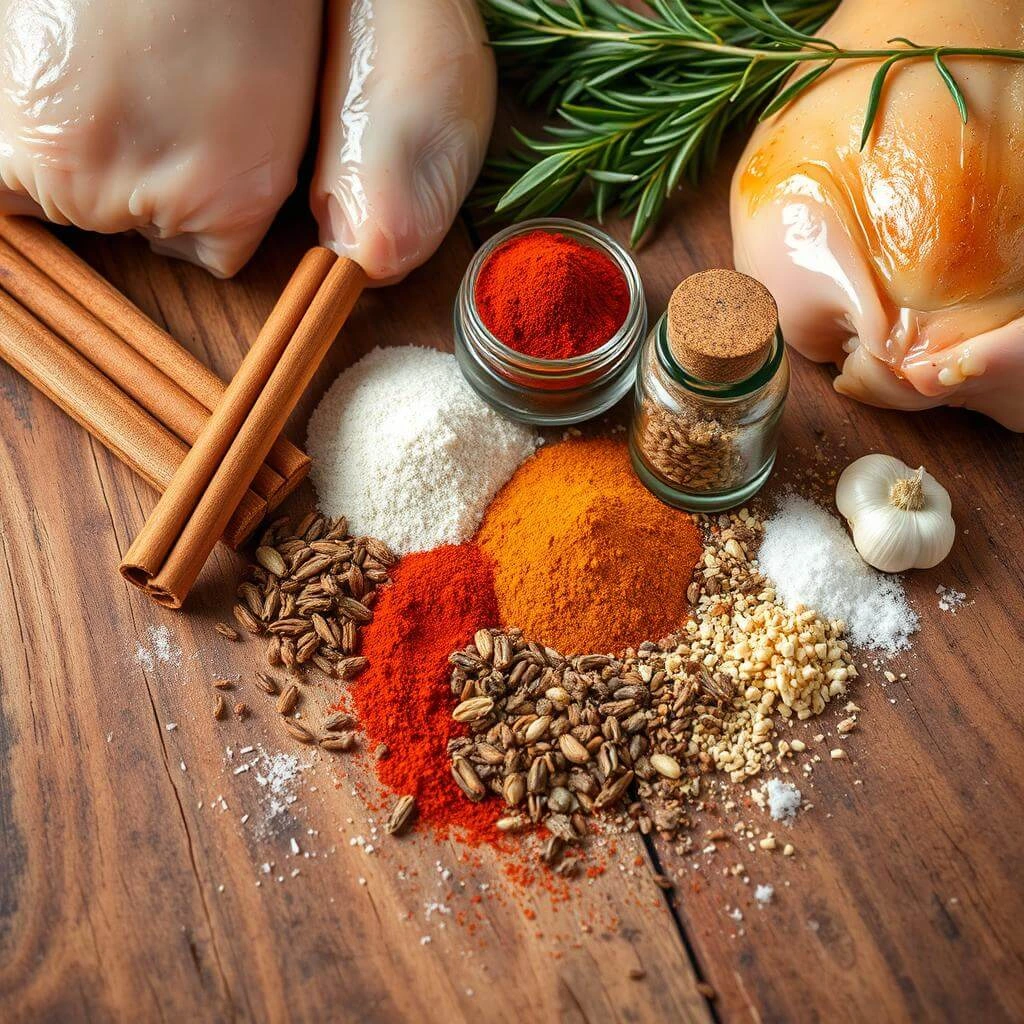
[0,204,713,1023]
[588,156,1024,1023]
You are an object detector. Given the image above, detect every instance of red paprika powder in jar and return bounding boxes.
[474,229,630,361]
[454,218,646,426]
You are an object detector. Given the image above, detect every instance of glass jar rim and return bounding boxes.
[654,314,785,397]
[462,217,646,374]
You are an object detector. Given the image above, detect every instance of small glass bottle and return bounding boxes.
[453,218,647,426]
[629,269,789,511]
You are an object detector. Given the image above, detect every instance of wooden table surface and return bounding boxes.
[1,161,1023,1024]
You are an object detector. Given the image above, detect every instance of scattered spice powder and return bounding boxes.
[476,438,703,654]
[474,230,630,360]
[351,543,502,841]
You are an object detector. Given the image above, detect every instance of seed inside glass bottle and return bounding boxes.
[630,269,789,511]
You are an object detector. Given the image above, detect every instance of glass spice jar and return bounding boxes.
[629,269,789,512]
[454,218,647,426]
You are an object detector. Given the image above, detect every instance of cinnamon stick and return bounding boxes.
[0,216,310,493]
[120,247,336,589]
[0,237,286,505]
[136,255,365,608]
[0,291,264,548]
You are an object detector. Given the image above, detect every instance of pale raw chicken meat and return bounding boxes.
[0,0,321,277]
[731,0,1024,431]
[311,0,496,284]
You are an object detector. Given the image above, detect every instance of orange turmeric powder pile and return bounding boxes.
[475,437,702,654]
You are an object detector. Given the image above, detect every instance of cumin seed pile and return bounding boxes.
[219,512,394,749]
[232,511,394,677]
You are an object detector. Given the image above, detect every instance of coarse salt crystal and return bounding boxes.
[936,584,968,614]
[758,494,918,654]
[764,779,801,823]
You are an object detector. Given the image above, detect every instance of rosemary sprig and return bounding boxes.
[480,0,1024,244]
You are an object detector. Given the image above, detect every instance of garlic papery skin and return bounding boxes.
[835,454,955,573]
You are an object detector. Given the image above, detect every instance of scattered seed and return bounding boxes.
[283,719,316,744]
[385,795,417,836]
[215,622,240,641]
[232,604,262,636]
[323,711,356,733]
[213,695,226,721]
[320,733,356,752]
[212,678,233,690]
[337,656,369,681]
[276,684,300,716]
[233,702,248,719]
[254,672,280,696]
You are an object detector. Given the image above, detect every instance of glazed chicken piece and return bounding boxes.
[731,0,1024,431]
[311,0,496,284]
[0,0,321,277]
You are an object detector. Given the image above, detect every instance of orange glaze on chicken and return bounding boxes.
[732,0,1024,429]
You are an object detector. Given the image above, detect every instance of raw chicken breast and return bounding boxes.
[731,0,1024,431]
[0,0,321,277]
[311,0,496,284]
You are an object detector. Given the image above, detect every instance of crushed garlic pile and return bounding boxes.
[664,509,857,783]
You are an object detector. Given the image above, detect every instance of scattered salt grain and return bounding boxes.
[307,346,537,554]
[755,884,774,906]
[936,585,968,614]
[758,494,918,653]
[134,624,182,670]
[765,779,802,823]
[249,748,310,838]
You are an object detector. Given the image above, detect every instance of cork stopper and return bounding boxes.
[667,270,778,383]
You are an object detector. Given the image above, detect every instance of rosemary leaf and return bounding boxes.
[478,0,1024,243]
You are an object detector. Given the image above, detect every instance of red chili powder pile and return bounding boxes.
[351,543,501,841]
[474,229,630,360]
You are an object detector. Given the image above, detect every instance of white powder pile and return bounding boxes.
[765,779,802,823]
[307,346,537,554]
[758,494,918,654]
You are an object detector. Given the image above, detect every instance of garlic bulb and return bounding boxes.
[835,454,955,573]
